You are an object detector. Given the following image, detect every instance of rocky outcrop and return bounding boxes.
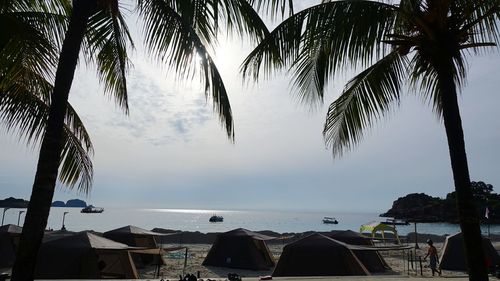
[380,193,447,222]
[51,199,87,207]
[381,182,500,223]
[66,199,86,207]
[0,197,29,208]
[51,201,66,207]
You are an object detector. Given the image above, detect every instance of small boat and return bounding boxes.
[209,215,223,222]
[381,218,409,226]
[322,217,338,224]
[81,205,104,213]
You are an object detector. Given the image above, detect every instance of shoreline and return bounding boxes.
[152,228,500,244]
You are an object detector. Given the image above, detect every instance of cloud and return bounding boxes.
[72,62,216,145]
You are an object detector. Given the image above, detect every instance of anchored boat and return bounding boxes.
[209,215,223,222]
[322,217,338,224]
[81,205,104,213]
[381,218,409,225]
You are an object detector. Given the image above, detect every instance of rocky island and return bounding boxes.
[0,197,88,208]
[381,181,500,223]
[0,197,29,208]
[51,199,87,207]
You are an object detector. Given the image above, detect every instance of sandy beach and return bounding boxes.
[138,242,471,279]
[2,230,496,279]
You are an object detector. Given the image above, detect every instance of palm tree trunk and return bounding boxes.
[11,1,95,280]
[436,58,488,280]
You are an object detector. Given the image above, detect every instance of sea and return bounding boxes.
[2,207,498,236]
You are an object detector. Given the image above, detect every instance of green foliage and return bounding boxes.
[0,0,94,193]
[385,181,500,223]
[242,0,500,156]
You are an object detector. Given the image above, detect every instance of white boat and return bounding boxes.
[81,205,104,213]
[381,218,409,225]
[322,217,338,224]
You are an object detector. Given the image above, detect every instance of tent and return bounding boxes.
[328,230,390,273]
[360,222,400,244]
[0,224,22,268]
[104,225,170,266]
[202,228,275,270]
[104,225,171,248]
[272,233,369,277]
[439,232,499,271]
[34,231,141,279]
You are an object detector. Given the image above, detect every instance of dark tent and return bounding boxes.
[0,224,22,268]
[104,225,170,266]
[273,233,369,277]
[439,232,499,271]
[328,230,373,245]
[328,230,389,273]
[35,231,140,279]
[202,228,275,270]
[104,225,170,247]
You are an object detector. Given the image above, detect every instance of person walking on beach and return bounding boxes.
[423,239,441,276]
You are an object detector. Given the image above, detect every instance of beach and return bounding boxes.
[138,240,473,279]
[2,228,497,279]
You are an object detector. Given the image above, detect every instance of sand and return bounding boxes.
[138,242,470,279]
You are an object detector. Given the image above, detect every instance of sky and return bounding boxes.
[1,2,500,213]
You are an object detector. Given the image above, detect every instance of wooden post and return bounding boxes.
[414,222,419,249]
[183,248,188,275]
[419,256,423,276]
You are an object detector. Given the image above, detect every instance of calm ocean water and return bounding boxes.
[2,207,498,236]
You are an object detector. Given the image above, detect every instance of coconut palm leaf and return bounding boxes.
[59,106,93,193]
[323,51,407,157]
[247,0,293,18]
[82,2,134,113]
[0,0,69,83]
[0,0,94,192]
[452,0,500,48]
[0,86,94,193]
[213,0,271,42]
[242,0,398,98]
[138,0,235,139]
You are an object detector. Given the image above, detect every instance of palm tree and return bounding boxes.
[242,0,500,279]
[0,0,93,192]
[1,1,96,190]
[3,0,292,279]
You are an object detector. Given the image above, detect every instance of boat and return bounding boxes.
[209,215,223,222]
[381,218,409,226]
[322,217,338,224]
[81,205,104,213]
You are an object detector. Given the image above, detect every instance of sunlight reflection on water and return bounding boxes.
[3,207,497,236]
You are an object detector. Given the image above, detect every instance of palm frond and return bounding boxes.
[0,0,70,84]
[56,101,94,194]
[393,0,424,34]
[247,0,294,18]
[214,0,271,43]
[0,86,94,192]
[409,47,468,116]
[453,0,500,50]
[138,0,234,139]
[323,51,407,157]
[289,41,330,106]
[242,0,398,101]
[83,3,134,113]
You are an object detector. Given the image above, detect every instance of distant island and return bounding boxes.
[381,181,500,223]
[0,197,29,208]
[0,197,88,208]
[51,199,87,208]
[0,197,87,208]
